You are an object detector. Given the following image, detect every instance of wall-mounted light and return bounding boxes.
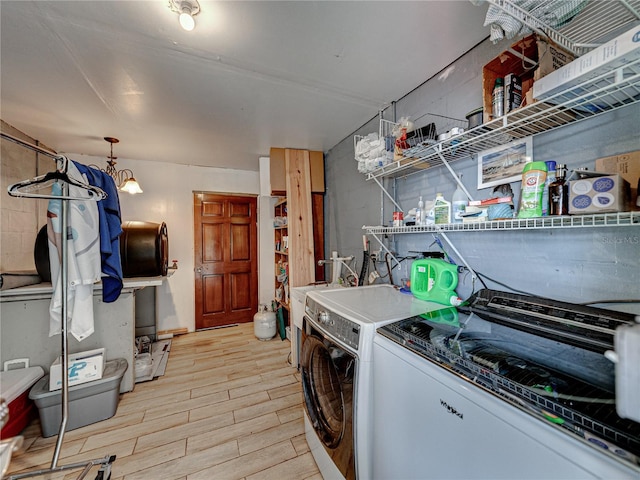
[90,137,143,195]
[169,0,201,31]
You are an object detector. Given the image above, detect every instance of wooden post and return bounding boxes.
[285,149,315,287]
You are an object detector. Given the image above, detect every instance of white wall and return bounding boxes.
[70,153,262,333]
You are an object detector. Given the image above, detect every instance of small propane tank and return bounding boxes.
[254,304,276,341]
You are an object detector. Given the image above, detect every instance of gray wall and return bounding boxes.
[324,38,640,313]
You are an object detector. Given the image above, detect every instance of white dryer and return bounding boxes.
[300,285,440,479]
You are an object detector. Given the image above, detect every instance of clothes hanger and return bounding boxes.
[8,155,106,201]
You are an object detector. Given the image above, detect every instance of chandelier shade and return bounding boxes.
[90,137,143,195]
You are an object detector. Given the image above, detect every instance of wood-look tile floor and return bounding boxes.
[7,323,321,480]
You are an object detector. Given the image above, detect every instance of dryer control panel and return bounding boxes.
[305,298,360,350]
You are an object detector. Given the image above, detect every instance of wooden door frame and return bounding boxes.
[193,192,258,329]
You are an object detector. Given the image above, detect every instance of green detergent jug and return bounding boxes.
[420,306,460,327]
[410,258,462,306]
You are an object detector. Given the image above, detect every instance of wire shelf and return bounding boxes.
[487,0,640,56]
[365,56,640,181]
[363,211,640,235]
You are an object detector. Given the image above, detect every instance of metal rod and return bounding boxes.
[7,455,115,480]
[1,132,58,159]
[51,182,69,468]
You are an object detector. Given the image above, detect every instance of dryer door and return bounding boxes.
[300,331,354,449]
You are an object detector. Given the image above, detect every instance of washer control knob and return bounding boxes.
[318,311,330,325]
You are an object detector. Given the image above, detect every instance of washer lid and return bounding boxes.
[307,285,441,325]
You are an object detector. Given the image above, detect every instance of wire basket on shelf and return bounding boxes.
[401,113,468,159]
[354,118,398,174]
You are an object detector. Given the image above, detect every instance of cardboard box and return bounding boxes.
[595,150,640,209]
[49,348,105,391]
[533,25,640,100]
[568,174,630,214]
[483,35,573,123]
[533,37,575,82]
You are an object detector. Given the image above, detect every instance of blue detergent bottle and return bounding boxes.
[410,258,462,306]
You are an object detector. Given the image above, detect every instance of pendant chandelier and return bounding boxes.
[93,137,143,195]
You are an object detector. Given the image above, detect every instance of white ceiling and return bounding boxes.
[1,1,490,171]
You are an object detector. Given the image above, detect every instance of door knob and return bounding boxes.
[196,267,203,273]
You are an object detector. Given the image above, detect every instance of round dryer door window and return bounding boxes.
[301,336,350,448]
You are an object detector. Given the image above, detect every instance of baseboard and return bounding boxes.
[157,327,188,339]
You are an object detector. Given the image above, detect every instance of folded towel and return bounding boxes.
[0,271,41,290]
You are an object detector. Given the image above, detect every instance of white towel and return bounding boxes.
[48,162,101,341]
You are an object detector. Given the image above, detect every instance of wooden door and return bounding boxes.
[194,193,258,329]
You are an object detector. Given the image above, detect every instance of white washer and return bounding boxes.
[372,334,639,479]
[301,285,440,479]
[371,301,640,479]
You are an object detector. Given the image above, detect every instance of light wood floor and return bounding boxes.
[7,323,321,480]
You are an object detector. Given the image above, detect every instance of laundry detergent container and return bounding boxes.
[120,221,168,277]
[29,358,127,437]
[410,258,462,306]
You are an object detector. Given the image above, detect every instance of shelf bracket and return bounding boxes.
[372,175,403,212]
[366,229,401,271]
[435,150,475,201]
[434,228,478,283]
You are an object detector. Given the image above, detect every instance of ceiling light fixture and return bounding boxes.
[169,0,200,32]
[90,137,143,195]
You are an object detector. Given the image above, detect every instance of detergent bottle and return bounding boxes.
[410,258,462,306]
[517,161,547,218]
[433,193,451,224]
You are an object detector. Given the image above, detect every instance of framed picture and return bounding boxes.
[477,137,533,189]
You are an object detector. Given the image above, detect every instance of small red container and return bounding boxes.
[0,366,44,437]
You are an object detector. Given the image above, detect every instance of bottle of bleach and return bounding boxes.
[410,258,462,306]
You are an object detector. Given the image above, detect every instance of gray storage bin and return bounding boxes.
[29,358,128,437]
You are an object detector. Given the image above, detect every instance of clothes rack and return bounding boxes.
[2,132,116,480]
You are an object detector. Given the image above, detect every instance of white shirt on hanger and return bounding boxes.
[47,161,101,341]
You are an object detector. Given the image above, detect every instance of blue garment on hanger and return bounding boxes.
[74,161,123,302]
